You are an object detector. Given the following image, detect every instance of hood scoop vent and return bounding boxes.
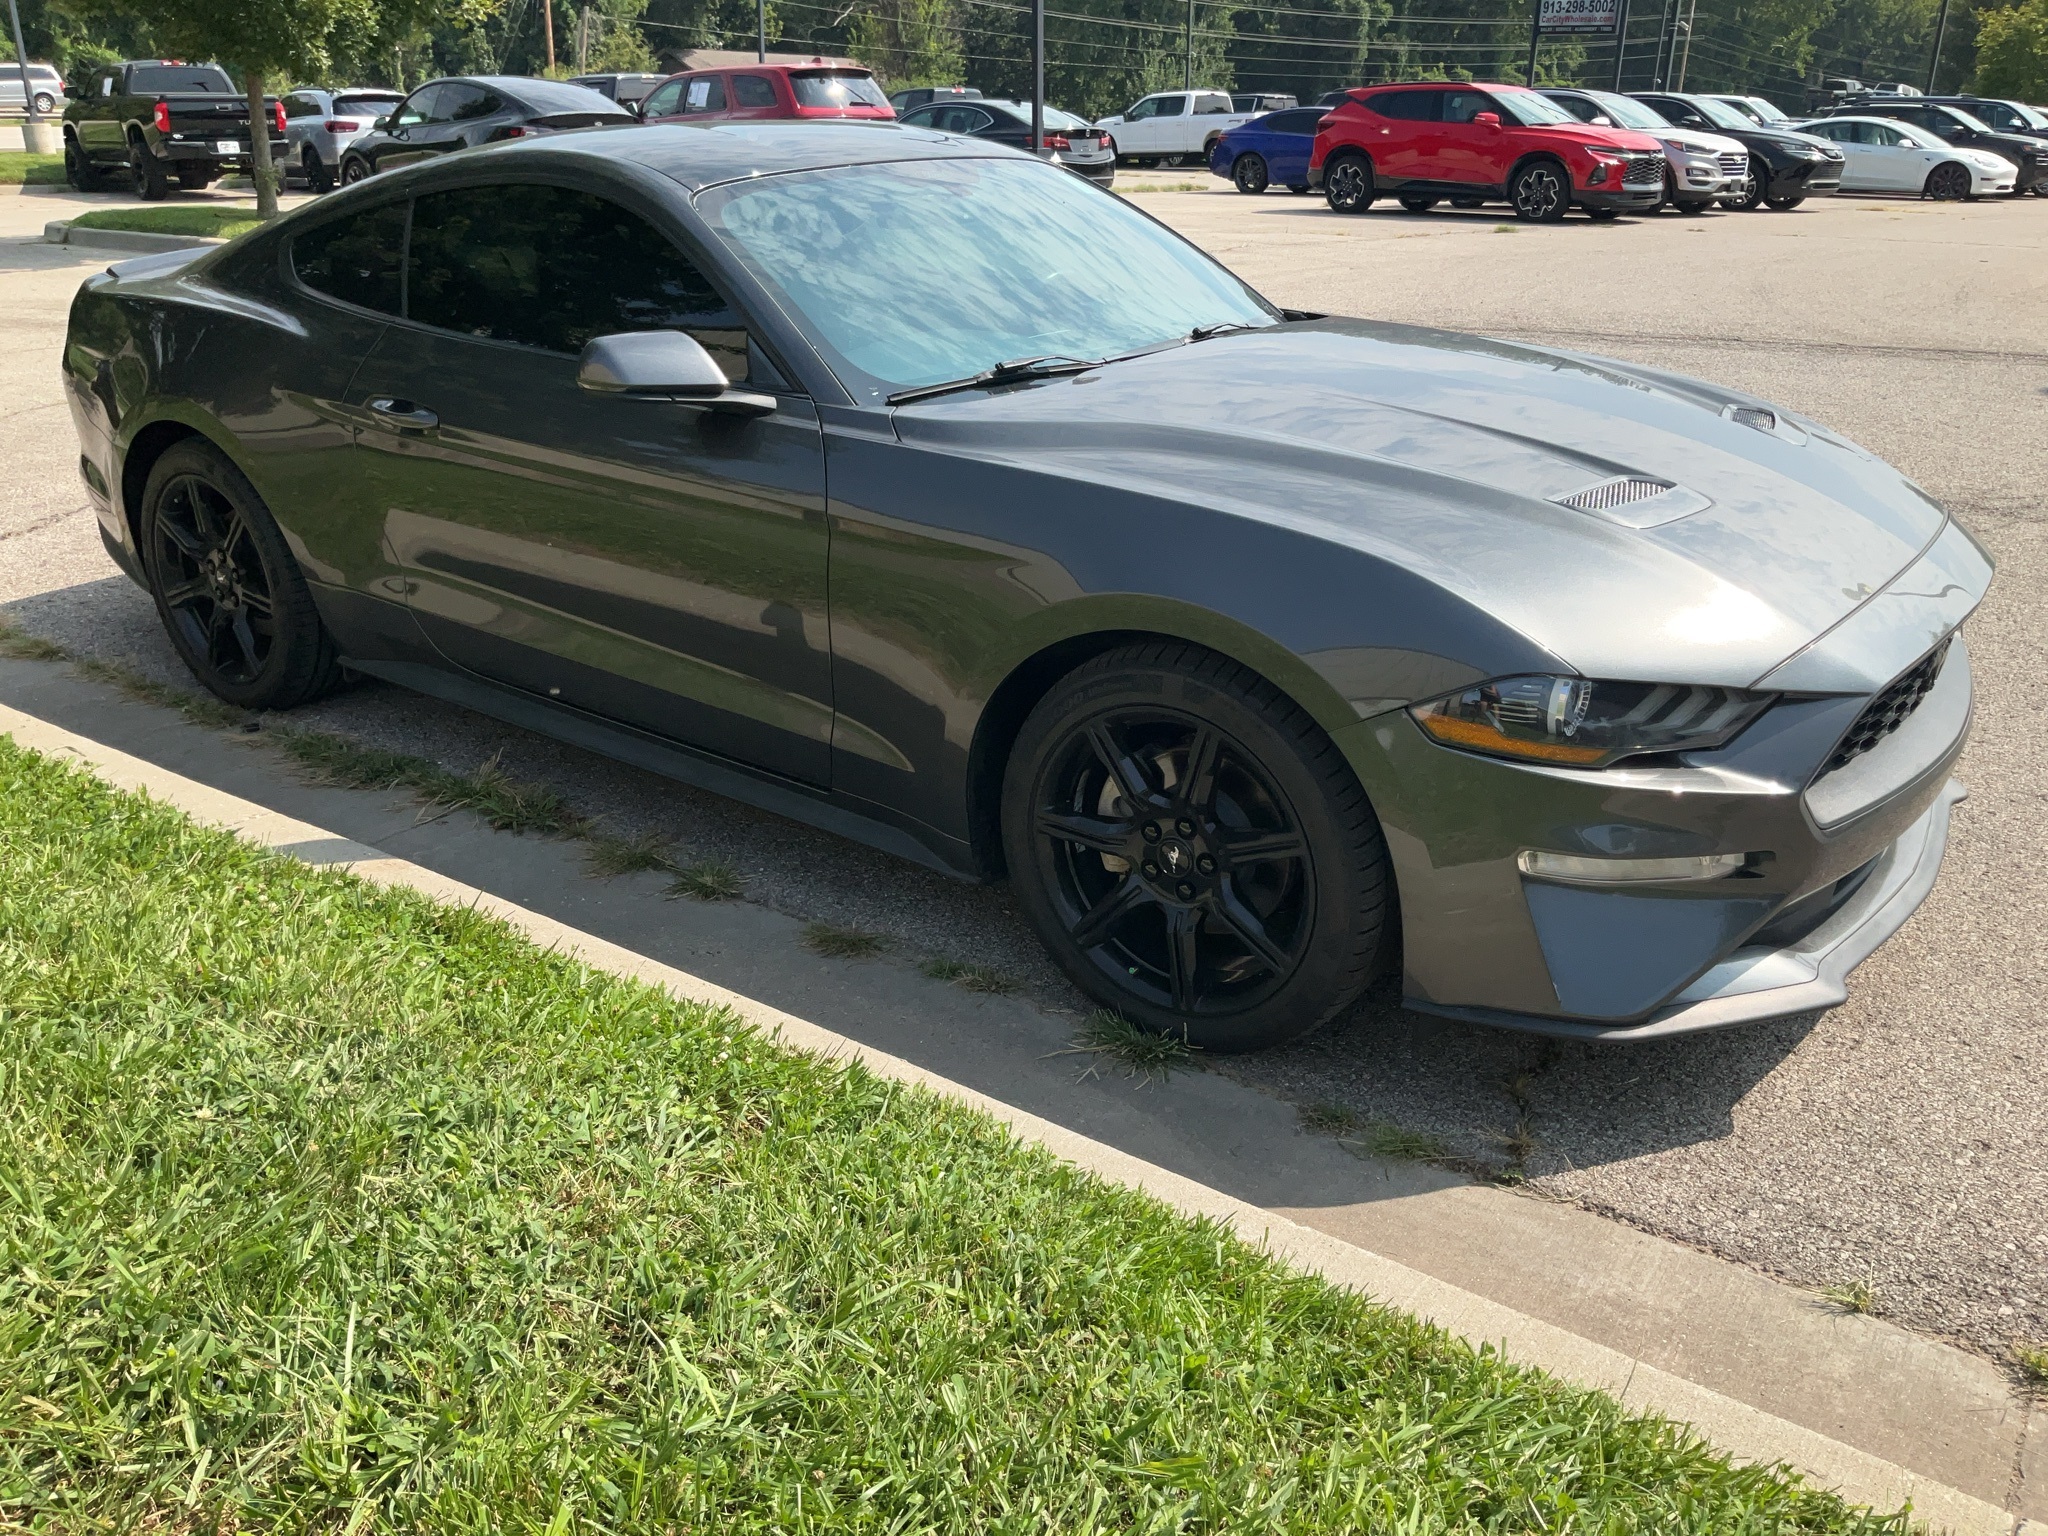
[1551,476,1712,530]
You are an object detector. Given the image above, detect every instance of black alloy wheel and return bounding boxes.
[1923,161,1972,200]
[1233,152,1269,194]
[63,136,104,192]
[1323,153,1374,213]
[1003,643,1391,1053]
[341,155,372,185]
[1160,152,1187,168]
[1397,194,1438,212]
[140,440,343,710]
[1509,159,1569,221]
[1731,156,1769,209]
[128,138,169,201]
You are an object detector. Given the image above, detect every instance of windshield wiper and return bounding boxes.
[1189,321,1259,342]
[888,354,1102,406]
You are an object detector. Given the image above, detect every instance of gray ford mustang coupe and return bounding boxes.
[61,123,1989,1052]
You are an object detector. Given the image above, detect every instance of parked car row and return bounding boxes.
[1207,79,2048,219]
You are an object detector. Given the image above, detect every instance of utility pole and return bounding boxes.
[1185,0,1194,90]
[1525,0,1543,87]
[6,0,39,125]
[575,5,588,70]
[1609,0,1631,89]
[757,0,766,61]
[1673,0,1695,87]
[1032,0,1045,151]
[542,0,556,70]
[1650,0,1675,86]
[1925,0,1951,93]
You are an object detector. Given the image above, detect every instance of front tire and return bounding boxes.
[340,154,372,185]
[32,91,56,114]
[1232,152,1269,194]
[1322,152,1375,213]
[128,138,169,201]
[139,440,344,711]
[1731,156,1769,209]
[1002,643,1392,1053]
[63,135,104,192]
[1286,183,1309,194]
[1509,158,1569,221]
[1450,195,1485,208]
[1763,191,1805,210]
[1923,161,1971,200]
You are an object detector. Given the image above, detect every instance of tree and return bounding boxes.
[1976,0,2048,96]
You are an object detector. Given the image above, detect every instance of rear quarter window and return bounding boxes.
[291,202,407,316]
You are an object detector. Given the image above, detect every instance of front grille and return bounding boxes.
[1718,151,1749,176]
[1622,155,1663,185]
[1822,640,1950,775]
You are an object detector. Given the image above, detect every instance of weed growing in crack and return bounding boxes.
[667,859,742,902]
[274,733,584,837]
[1819,1279,1878,1315]
[583,830,675,878]
[920,958,1016,995]
[2015,1343,2048,1389]
[1300,1101,1359,1135]
[0,622,68,662]
[1049,1010,1194,1082]
[1348,1122,1451,1163]
[75,658,249,729]
[804,922,890,959]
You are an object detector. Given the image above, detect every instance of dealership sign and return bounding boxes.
[1537,0,1620,32]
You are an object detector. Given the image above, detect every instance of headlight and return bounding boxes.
[1409,676,1776,768]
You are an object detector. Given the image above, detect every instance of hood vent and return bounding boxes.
[1551,476,1712,530]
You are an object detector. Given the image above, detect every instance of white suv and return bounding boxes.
[1542,86,1751,211]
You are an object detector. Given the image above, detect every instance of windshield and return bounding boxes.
[513,78,635,115]
[1582,91,1669,130]
[701,157,1273,401]
[1742,96,1791,123]
[987,101,1091,130]
[1494,88,1578,126]
[791,71,890,110]
[335,92,403,113]
[1690,96,1758,131]
[130,65,234,94]
[2012,101,2048,128]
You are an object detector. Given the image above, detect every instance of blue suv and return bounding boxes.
[1209,106,1326,193]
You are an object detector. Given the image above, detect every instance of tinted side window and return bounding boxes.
[293,202,407,315]
[284,93,319,119]
[407,185,753,378]
[731,74,777,107]
[642,78,684,117]
[1365,90,1439,122]
[1550,94,1599,122]
[446,85,498,120]
[1154,95,1187,117]
[684,76,726,112]
[395,84,443,126]
[1268,109,1321,134]
[1442,90,1492,124]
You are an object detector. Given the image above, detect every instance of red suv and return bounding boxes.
[1309,82,1666,220]
[638,62,894,125]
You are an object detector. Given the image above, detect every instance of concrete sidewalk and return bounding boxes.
[1,653,2038,1532]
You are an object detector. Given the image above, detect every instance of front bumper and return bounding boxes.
[1577,184,1664,212]
[1767,158,1842,197]
[2012,159,2048,191]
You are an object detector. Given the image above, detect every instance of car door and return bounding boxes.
[374,83,447,172]
[84,68,123,158]
[1361,89,1440,181]
[681,74,729,120]
[1436,88,1506,185]
[1265,109,1320,183]
[349,179,835,785]
[1858,122,1920,189]
[440,82,506,150]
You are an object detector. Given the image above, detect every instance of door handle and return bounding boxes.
[368,398,438,431]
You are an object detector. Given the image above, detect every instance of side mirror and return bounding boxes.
[1591,115,1613,126]
[577,331,775,417]
[373,115,390,131]
[1474,111,1502,130]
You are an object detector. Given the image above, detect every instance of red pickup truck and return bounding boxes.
[62,60,287,200]
[1309,81,1668,220]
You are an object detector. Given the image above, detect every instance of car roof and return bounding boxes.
[470,120,1008,192]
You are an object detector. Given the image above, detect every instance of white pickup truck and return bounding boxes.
[1095,89,1257,167]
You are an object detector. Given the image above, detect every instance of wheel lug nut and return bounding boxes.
[1176,818,1194,835]
[1197,855,1215,875]
[1143,862,1159,879]
[1177,882,1195,900]
[1142,823,1162,843]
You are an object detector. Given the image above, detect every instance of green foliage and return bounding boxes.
[0,152,66,185]
[0,739,1909,1532]
[68,205,266,237]
[1976,0,2048,98]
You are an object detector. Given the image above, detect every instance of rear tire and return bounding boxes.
[1450,195,1485,208]
[1588,206,1619,221]
[1763,191,1805,210]
[1286,183,1309,194]
[1233,152,1269,194]
[128,137,169,201]
[304,148,335,193]
[63,135,104,192]
[32,91,56,114]
[1922,161,1971,200]
[1322,152,1375,213]
[139,440,344,711]
[176,162,213,190]
[1001,642,1391,1053]
[1397,194,1437,212]
[1509,158,1569,221]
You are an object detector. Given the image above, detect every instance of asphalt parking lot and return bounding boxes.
[3,180,2043,1369]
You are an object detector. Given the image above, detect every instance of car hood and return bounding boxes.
[891,318,1957,688]
[1660,129,1748,156]
[1527,122,1664,152]
[1736,124,1839,152]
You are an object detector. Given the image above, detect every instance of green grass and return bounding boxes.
[0,619,68,662]
[1054,1010,1196,1083]
[275,733,585,838]
[665,857,742,902]
[1820,1279,1879,1316]
[0,737,1909,1532]
[582,830,675,879]
[68,205,267,241]
[0,150,64,185]
[919,956,1018,995]
[2017,1342,2048,1390]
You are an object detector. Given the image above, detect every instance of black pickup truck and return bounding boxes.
[62,60,288,199]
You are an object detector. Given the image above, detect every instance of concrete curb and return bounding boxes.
[0,697,2022,1536]
[42,219,222,253]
